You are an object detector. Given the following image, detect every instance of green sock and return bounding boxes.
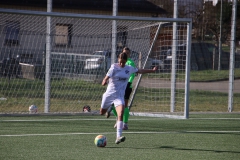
[112,106,117,117]
[123,107,129,123]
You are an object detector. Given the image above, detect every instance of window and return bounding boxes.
[55,24,73,46]
[5,21,20,46]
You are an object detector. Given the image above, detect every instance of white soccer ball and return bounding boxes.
[83,105,91,113]
[94,135,107,147]
[29,105,38,113]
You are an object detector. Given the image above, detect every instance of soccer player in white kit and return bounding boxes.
[100,52,158,144]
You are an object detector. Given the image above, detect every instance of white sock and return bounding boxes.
[116,121,123,138]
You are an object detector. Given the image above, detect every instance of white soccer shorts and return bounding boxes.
[101,93,124,109]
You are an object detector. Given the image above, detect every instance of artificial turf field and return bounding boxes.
[0,113,240,160]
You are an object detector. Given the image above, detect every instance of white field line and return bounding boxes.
[1,118,240,122]
[191,118,240,119]
[1,118,240,137]
[0,118,159,122]
[1,131,240,137]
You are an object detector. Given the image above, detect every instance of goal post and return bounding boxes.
[0,8,191,119]
[128,22,192,119]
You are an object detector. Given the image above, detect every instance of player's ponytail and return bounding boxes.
[118,52,128,61]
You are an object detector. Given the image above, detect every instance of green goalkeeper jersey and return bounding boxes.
[126,58,136,86]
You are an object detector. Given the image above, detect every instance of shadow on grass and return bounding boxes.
[106,145,240,154]
[176,131,240,135]
[159,146,240,154]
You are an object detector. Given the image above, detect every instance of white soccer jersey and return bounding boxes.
[101,63,138,109]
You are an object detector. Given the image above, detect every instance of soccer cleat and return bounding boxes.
[115,136,126,144]
[105,105,113,118]
[122,124,128,130]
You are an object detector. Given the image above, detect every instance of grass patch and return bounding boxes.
[190,69,240,82]
[1,74,240,113]
[0,114,240,160]
[145,68,240,82]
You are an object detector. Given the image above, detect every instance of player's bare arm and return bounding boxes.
[137,66,158,74]
[102,76,110,86]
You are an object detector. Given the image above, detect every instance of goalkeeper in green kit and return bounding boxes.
[106,47,136,130]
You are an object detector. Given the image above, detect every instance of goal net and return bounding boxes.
[0,9,191,119]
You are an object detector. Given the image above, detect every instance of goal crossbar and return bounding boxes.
[0,8,192,23]
[0,8,192,119]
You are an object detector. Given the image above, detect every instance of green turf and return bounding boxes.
[0,114,240,160]
[146,68,240,81]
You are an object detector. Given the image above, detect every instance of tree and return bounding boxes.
[205,1,232,44]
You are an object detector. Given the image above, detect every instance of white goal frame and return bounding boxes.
[0,8,192,119]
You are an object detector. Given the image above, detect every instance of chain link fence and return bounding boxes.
[0,0,239,113]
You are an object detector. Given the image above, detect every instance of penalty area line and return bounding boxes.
[1,131,240,137]
[1,117,240,122]
[0,118,161,122]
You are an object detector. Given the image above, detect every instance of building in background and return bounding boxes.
[0,0,167,17]
[0,0,167,63]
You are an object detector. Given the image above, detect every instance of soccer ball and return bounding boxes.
[94,135,107,147]
[83,105,91,113]
[29,105,38,113]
